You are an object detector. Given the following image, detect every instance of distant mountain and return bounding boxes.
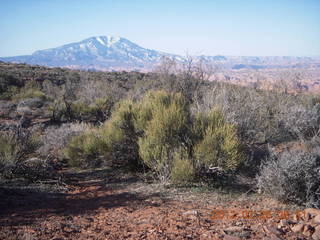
[1,36,319,71]
[0,36,183,71]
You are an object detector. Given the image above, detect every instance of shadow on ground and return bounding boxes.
[0,168,164,227]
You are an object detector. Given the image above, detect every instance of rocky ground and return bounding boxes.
[1,168,320,240]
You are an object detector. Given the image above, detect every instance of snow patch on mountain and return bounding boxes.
[96,37,106,46]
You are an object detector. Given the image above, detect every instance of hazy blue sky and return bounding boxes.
[0,0,319,57]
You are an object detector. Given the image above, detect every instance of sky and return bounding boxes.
[0,0,319,57]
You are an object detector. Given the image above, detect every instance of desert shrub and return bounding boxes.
[49,100,68,122]
[100,100,140,170]
[193,109,243,171]
[138,91,191,180]
[37,122,90,158]
[63,129,104,168]
[41,79,64,100]
[196,83,320,180]
[257,149,320,208]
[25,132,41,153]
[70,97,112,122]
[0,85,20,100]
[64,100,140,169]
[134,90,177,130]
[12,88,47,101]
[200,84,320,146]
[0,73,24,100]
[277,102,320,141]
[13,157,55,181]
[70,101,95,120]
[155,56,211,103]
[94,97,113,120]
[0,130,42,179]
[50,98,112,123]
[171,148,195,184]
[0,132,22,172]
[11,80,48,101]
[63,90,244,183]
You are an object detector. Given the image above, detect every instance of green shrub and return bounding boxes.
[49,100,68,122]
[0,86,19,100]
[13,88,47,101]
[11,80,47,101]
[0,132,22,170]
[0,73,24,100]
[63,129,104,168]
[101,100,140,170]
[193,109,243,171]
[63,91,243,183]
[93,97,113,120]
[64,100,140,169]
[70,101,98,121]
[134,91,177,130]
[171,148,195,184]
[50,97,112,123]
[138,91,191,179]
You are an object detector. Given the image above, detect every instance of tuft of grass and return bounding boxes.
[12,88,47,101]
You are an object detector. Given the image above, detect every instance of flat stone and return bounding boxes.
[313,214,320,224]
[291,223,305,233]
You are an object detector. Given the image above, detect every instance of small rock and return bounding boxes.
[278,219,289,228]
[86,217,94,222]
[224,226,244,232]
[291,223,305,233]
[304,212,312,221]
[223,226,252,238]
[183,210,198,216]
[293,214,300,221]
[305,208,320,218]
[186,214,198,220]
[313,215,320,224]
[303,224,315,237]
[265,234,284,240]
[234,221,243,226]
[263,225,283,235]
[312,226,320,240]
[22,232,35,240]
[223,235,241,240]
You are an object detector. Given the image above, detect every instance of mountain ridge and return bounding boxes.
[1,36,319,71]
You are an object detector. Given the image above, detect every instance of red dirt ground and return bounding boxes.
[0,169,315,240]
